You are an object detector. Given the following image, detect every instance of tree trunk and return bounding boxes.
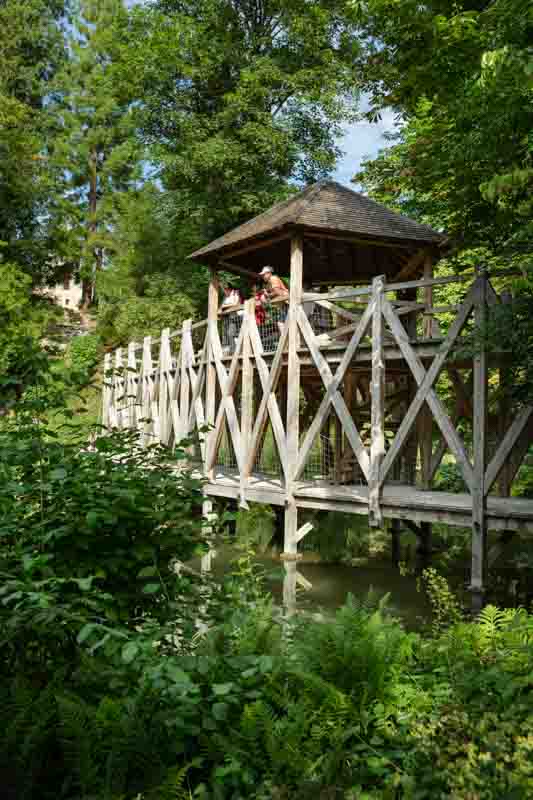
[81,149,100,308]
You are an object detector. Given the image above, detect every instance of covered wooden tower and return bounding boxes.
[103,180,533,608]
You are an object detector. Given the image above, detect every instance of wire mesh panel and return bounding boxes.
[304,301,335,336]
[214,419,238,471]
[191,323,208,360]
[219,311,243,354]
[300,411,341,483]
[188,428,204,466]
[253,424,283,477]
[255,301,287,354]
[249,371,284,478]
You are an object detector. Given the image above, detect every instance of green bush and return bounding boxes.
[66,332,101,385]
[235,503,277,553]
[2,395,533,799]
[434,461,468,493]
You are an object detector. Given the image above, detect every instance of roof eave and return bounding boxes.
[189,221,296,263]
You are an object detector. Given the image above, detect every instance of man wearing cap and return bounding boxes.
[259,266,289,301]
[259,266,289,335]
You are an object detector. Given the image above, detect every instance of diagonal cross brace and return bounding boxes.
[206,318,247,472]
[380,284,477,490]
[295,305,372,481]
[246,316,289,478]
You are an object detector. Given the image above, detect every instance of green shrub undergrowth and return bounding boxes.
[1,395,532,799]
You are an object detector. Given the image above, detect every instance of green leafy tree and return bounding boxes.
[354,0,533,394]
[354,0,532,258]
[0,264,55,410]
[0,0,68,284]
[51,0,143,306]
[96,184,207,344]
[121,0,361,239]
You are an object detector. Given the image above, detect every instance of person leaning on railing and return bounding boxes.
[220,283,243,351]
[259,266,289,333]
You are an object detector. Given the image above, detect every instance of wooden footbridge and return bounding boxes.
[102,181,533,607]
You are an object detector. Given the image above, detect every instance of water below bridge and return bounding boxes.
[189,544,435,630]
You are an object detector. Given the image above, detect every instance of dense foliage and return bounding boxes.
[353,0,533,391]
[1,402,533,799]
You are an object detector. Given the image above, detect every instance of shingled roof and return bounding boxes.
[190,180,444,263]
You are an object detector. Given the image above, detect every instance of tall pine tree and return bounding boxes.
[51,0,142,305]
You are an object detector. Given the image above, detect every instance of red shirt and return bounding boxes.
[255,291,266,324]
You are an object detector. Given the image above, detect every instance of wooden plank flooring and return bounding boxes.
[201,469,533,532]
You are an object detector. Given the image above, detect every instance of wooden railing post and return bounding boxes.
[205,270,219,477]
[159,328,171,444]
[102,352,112,429]
[114,347,124,429]
[369,275,386,527]
[179,320,191,444]
[471,267,488,611]
[284,234,303,555]
[141,336,153,446]
[239,299,254,504]
[126,341,138,431]
[422,253,434,339]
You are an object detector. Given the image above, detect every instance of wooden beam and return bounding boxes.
[285,234,304,554]
[159,329,173,444]
[179,322,191,443]
[392,247,430,282]
[239,300,254,505]
[369,275,386,527]
[471,271,488,606]
[293,521,313,544]
[304,228,416,250]
[205,270,219,477]
[385,274,471,294]
[312,298,362,323]
[102,352,112,428]
[126,341,138,431]
[485,406,533,495]
[141,336,154,446]
[213,230,291,261]
[422,253,434,339]
[218,259,261,281]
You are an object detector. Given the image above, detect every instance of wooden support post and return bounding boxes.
[399,289,418,484]
[201,498,217,572]
[158,328,171,445]
[422,254,434,339]
[239,299,254,506]
[283,561,298,617]
[114,347,124,429]
[284,234,303,555]
[471,269,488,611]
[205,270,219,477]
[498,290,512,496]
[391,518,401,567]
[102,352,112,428]
[417,521,432,569]
[127,341,138,431]
[369,275,386,527]
[141,336,153,446]
[418,376,434,564]
[179,320,191,444]
[334,412,342,482]
[418,405,433,489]
[343,371,356,478]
